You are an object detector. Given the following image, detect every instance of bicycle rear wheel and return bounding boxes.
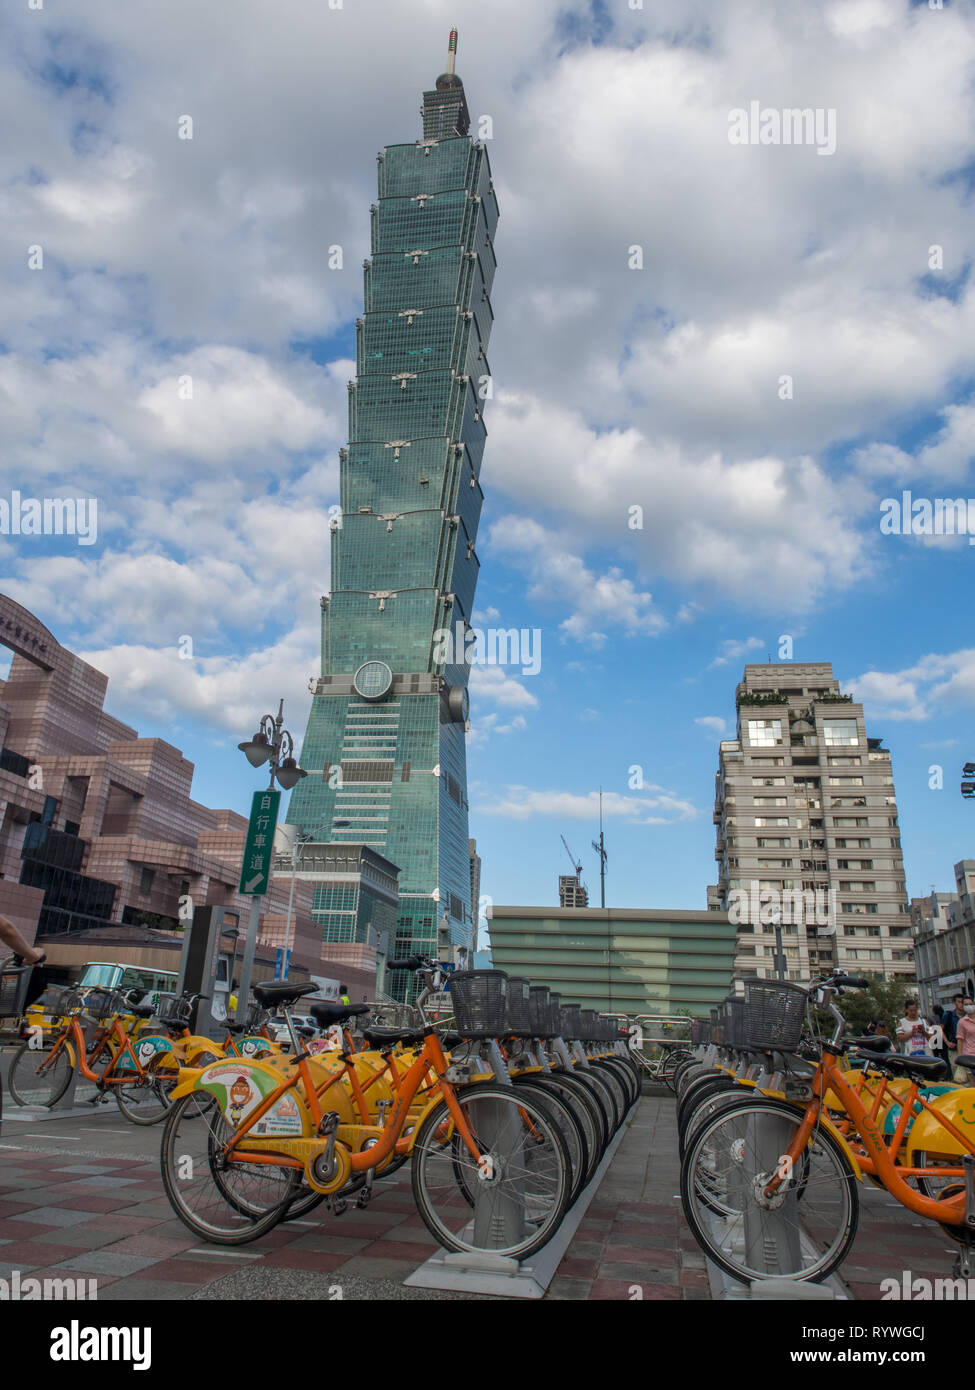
[411,1083,572,1261]
[7,1038,73,1108]
[681,1098,859,1283]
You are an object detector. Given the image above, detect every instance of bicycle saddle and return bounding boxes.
[882,1054,948,1082]
[361,1026,427,1048]
[309,1001,369,1027]
[956,1053,975,1070]
[848,1035,891,1053]
[252,982,318,1008]
[224,1021,247,1034]
[130,1004,155,1019]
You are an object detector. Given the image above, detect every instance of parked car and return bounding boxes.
[266,1013,322,1051]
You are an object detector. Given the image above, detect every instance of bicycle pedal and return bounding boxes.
[329,1198,348,1217]
[355,1188,372,1209]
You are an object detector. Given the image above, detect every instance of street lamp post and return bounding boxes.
[235,699,307,1021]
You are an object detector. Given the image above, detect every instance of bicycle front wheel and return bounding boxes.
[681,1098,859,1284]
[160,1093,302,1244]
[8,1038,73,1108]
[411,1083,572,1261]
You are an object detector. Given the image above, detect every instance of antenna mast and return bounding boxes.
[591,788,607,910]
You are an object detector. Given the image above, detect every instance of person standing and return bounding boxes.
[954,999,975,1082]
[943,993,967,1054]
[897,999,934,1057]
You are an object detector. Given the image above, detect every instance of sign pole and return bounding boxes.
[235,893,263,1024]
[235,786,281,1023]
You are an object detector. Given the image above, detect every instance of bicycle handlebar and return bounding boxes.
[388,955,435,973]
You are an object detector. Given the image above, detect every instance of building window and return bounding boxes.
[823,719,859,746]
[747,719,784,747]
[139,868,155,896]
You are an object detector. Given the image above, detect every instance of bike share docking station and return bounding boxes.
[405,1038,634,1300]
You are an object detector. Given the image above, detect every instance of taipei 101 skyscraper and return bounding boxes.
[286,32,498,979]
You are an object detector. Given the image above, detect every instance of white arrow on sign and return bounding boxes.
[244,873,264,892]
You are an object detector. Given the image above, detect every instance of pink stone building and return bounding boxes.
[0,594,377,997]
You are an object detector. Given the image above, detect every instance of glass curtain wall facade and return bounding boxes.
[287,48,498,980]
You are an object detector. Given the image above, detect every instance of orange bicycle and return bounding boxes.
[681,973,975,1283]
[7,985,179,1123]
[160,980,573,1257]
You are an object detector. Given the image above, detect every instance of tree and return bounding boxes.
[834,976,913,1037]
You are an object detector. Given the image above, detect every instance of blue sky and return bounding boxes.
[2,0,974,934]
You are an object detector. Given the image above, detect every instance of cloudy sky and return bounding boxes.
[2,0,974,926]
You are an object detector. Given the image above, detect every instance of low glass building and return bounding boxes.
[487,906,738,1018]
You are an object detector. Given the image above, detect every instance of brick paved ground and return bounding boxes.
[0,1090,961,1300]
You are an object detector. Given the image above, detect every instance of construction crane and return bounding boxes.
[560,835,583,882]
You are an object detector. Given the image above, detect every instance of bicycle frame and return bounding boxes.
[174,1028,481,1190]
[776,1051,970,1225]
[46,1011,151,1087]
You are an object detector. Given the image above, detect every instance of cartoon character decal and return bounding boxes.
[229,1075,252,1126]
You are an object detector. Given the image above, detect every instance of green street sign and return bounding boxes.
[238,789,281,895]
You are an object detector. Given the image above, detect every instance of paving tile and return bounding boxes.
[10,1207,105,1228]
[55,1251,164,1276]
[101,1235,198,1258]
[354,1240,427,1264]
[95,1279,194,1301]
[65,1175,146,1190]
[128,1259,247,1285]
[0,1242,90,1264]
[52,1165,117,1175]
[334,1254,418,1279]
[0,1217,58,1238]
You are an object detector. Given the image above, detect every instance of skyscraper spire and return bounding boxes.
[436,26,463,90]
[425,27,469,138]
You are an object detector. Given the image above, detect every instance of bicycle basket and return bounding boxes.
[504,977,532,1034]
[245,999,266,1029]
[726,997,747,1049]
[528,985,555,1036]
[359,1001,418,1031]
[560,1003,582,1039]
[579,1009,599,1041]
[448,970,508,1037]
[741,977,808,1051]
[84,989,126,1022]
[0,965,33,1018]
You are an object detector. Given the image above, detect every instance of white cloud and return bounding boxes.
[477,786,699,825]
[846,649,975,722]
[488,514,666,641]
[695,715,727,735]
[709,637,765,668]
[468,665,539,712]
[78,623,318,736]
